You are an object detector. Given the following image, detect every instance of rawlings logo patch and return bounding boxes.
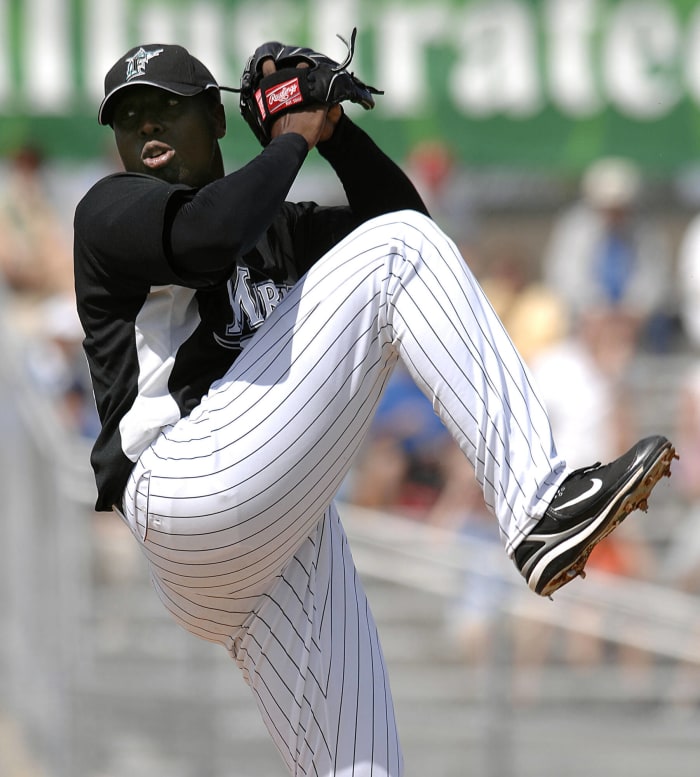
[265,77,303,114]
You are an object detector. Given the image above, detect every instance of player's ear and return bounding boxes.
[203,92,226,138]
[211,100,226,139]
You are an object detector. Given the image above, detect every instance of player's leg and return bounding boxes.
[229,503,402,777]
[118,208,672,776]
[125,208,562,557]
[121,209,672,615]
[120,205,566,649]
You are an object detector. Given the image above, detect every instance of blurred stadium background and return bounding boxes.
[2,1,700,776]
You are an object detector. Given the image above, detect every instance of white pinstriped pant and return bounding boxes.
[120,210,567,776]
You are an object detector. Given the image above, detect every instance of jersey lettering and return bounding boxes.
[214,266,292,349]
[257,280,283,317]
[225,266,264,336]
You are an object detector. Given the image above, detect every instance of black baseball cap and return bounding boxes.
[99,43,230,125]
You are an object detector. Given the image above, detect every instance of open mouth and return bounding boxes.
[141,141,176,170]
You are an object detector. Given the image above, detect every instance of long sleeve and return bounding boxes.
[168,133,309,280]
[317,113,428,220]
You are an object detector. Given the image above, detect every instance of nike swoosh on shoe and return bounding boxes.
[555,477,603,510]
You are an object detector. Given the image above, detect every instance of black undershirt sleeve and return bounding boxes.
[167,132,309,282]
[166,116,428,286]
[284,114,431,275]
[317,113,429,220]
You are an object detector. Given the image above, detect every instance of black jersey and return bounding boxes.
[74,116,427,511]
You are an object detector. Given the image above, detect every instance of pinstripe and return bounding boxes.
[391,247,532,485]
[221,507,400,776]
[396,225,558,495]
[118,210,567,776]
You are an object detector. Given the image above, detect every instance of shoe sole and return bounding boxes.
[535,440,677,598]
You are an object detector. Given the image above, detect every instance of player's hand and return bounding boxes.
[261,59,336,149]
[319,104,343,143]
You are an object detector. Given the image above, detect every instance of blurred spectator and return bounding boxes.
[658,363,700,710]
[0,143,96,441]
[676,212,700,352]
[661,363,700,592]
[344,363,452,520]
[542,157,674,353]
[528,307,637,465]
[428,443,518,664]
[405,139,479,252]
[25,293,99,439]
[528,306,657,670]
[478,240,569,365]
[0,143,74,304]
[345,432,409,513]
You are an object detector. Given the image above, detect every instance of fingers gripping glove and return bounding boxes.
[238,28,382,146]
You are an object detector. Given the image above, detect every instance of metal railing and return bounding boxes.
[340,504,700,665]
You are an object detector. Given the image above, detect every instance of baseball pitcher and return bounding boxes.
[73,32,676,776]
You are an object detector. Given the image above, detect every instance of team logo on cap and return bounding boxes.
[125,47,164,81]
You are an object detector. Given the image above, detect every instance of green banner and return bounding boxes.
[3,0,700,173]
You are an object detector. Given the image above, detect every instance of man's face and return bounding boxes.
[111,86,226,187]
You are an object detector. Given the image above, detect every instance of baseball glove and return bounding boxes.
[238,28,382,146]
